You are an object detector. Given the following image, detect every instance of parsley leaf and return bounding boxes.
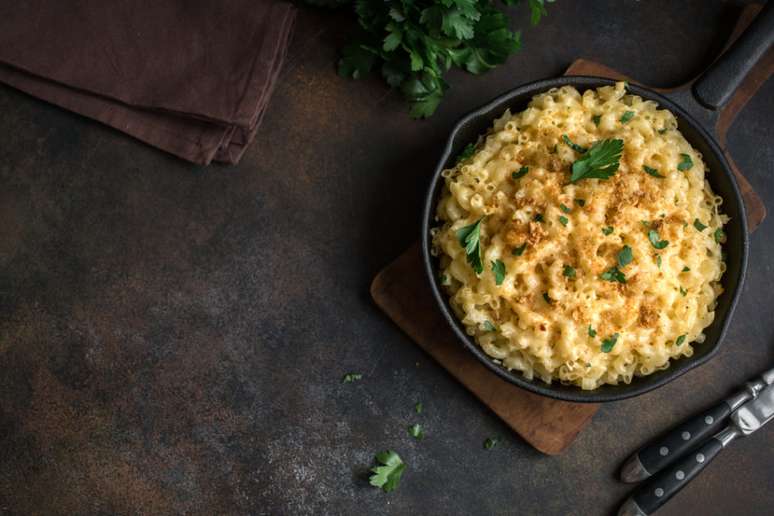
[601,333,619,353]
[618,245,633,267]
[682,266,690,272]
[560,203,572,213]
[415,402,423,414]
[679,286,687,296]
[620,111,635,124]
[338,43,377,80]
[656,255,662,269]
[369,451,406,492]
[456,218,484,274]
[342,372,363,383]
[491,259,506,286]
[562,134,588,153]
[678,153,694,171]
[643,165,665,178]
[602,226,614,235]
[483,321,497,332]
[512,166,529,180]
[600,266,626,284]
[456,143,476,164]
[558,215,569,226]
[648,229,669,249]
[563,265,576,278]
[588,325,597,338]
[408,423,424,440]
[592,114,601,126]
[575,199,586,207]
[693,219,707,231]
[534,213,544,223]
[570,139,624,183]
[483,437,498,449]
[714,228,725,243]
[675,335,686,346]
[542,292,552,304]
[512,243,527,256]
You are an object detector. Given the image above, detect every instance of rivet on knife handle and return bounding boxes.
[619,402,730,483]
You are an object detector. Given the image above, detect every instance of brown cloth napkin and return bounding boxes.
[0,0,296,165]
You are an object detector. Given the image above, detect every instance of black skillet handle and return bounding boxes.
[618,436,726,516]
[693,1,774,110]
[619,401,730,483]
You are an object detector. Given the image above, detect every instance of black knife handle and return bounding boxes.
[626,437,724,515]
[621,402,730,482]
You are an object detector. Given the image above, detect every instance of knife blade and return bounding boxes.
[620,366,774,483]
[619,382,774,516]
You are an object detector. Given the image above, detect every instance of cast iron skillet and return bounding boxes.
[422,4,773,403]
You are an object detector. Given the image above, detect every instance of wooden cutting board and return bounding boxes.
[371,5,770,455]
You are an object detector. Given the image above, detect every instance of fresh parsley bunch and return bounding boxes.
[310,0,554,118]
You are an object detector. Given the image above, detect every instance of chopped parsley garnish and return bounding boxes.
[570,139,624,183]
[534,213,544,223]
[457,218,484,274]
[693,219,707,231]
[512,166,529,180]
[563,265,576,278]
[342,372,363,383]
[483,321,497,332]
[558,215,569,226]
[512,243,527,256]
[682,266,690,272]
[542,292,552,304]
[601,333,619,353]
[675,335,686,346]
[588,325,597,338]
[439,274,450,285]
[592,114,601,126]
[677,153,694,171]
[714,228,725,243]
[618,245,633,268]
[369,451,406,492]
[602,226,614,235]
[408,424,424,440]
[600,266,626,284]
[456,143,476,164]
[575,199,586,207]
[643,165,665,178]
[483,437,498,450]
[648,229,669,249]
[415,402,423,414]
[658,128,668,134]
[620,111,635,124]
[562,134,588,154]
[560,203,572,213]
[491,259,506,286]
[656,255,662,268]
[679,286,687,296]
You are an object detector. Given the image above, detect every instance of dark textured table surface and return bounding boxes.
[1,1,773,515]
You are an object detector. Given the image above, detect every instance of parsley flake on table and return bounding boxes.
[570,139,624,183]
[369,450,406,493]
[602,226,614,235]
[592,114,601,126]
[562,134,588,153]
[560,203,572,213]
[512,243,527,256]
[483,321,497,332]
[600,266,626,284]
[714,228,726,243]
[648,229,669,249]
[415,402,423,414]
[601,333,619,353]
[491,259,506,286]
[456,143,476,164]
[617,245,633,268]
[620,111,635,124]
[643,165,665,178]
[693,219,707,231]
[483,437,498,450]
[563,265,576,278]
[588,325,597,338]
[342,372,363,383]
[575,199,586,207]
[408,423,424,440]
[558,215,569,226]
[677,153,694,171]
[456,218,484,274]
[512,166,529,180]
[675,335,686,346]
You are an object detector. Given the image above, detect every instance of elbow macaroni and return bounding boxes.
[432,82,728,390]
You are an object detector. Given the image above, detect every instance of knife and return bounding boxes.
[620,367,774,483]
[618,381,774,516]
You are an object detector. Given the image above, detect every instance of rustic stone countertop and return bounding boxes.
[1,1,772,514]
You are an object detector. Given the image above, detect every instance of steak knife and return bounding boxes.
[618,381,774,516]
[620,367,774,483]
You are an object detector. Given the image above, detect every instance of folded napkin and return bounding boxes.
[0,0,296,165]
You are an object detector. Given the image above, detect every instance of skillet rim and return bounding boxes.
[421,76,749,403]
